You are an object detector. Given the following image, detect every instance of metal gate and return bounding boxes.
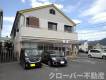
[0,48,17,63]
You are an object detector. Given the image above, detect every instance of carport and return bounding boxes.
[21,38,78,57]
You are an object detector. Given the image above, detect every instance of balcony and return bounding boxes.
[20,27,78,41]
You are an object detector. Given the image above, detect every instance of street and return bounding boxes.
[0,53,106,80]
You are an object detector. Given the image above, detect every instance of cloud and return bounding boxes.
[80,0,106,24]
[103,26,106,29]
[3,16,15,23]
[38,0,49,2]
[63,2,81,14]
[78,29,106,41]
[72,19,82,24]
[54,4,63,9]
[90,12,106,23]
[1,25,12,37]
[63,5,75,13]
[81,0,106,16]
[2,16,15,37]
[21,0,26,3]
[28,0,63,9]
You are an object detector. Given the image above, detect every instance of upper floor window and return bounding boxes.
[49,9,55,15]
[64,25,73,33]
[26,16,39,28]
[48,22,57,31]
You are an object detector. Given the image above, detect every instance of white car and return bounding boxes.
[88,49,106,59]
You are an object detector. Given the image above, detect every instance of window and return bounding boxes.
[48,22,57,31]
[26,17,29,26]
[90,50,100,53]
[16,28,19,32]
[26,17,39,28]
[64,25,73,32]
[49,9,55,15]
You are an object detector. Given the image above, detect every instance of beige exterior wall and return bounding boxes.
[23,6,74,26]
[12,15,24,58]
[18,6,77,40]
[12,6,78,58]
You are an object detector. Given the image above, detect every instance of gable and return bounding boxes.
[19,4,76,26]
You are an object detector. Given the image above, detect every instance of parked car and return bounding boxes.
[88,49,106,59]
[41,50,67,67]
[20,48,42,69]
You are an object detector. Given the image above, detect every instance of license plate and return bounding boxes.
[60,61,64,64]
[30,64,35,67]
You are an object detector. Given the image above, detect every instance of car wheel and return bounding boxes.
[38,63,42,68]
[23,63,27,69]
[48,61,51,66]
[102,56,106,60]
[88,54,92,58]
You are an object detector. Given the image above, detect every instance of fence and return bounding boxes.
[0,48,17,63]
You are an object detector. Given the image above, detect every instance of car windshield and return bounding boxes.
[25,49,40,57]
[90,50,101,53]
[90,49,106,53]
[49,51,65,57]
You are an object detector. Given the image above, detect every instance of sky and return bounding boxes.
[0,0,106,41]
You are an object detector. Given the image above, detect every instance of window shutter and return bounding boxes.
[26,16,39,28]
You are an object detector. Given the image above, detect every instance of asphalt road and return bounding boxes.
[0,53,106,80]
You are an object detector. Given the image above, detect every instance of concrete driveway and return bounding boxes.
[0,53,106,80]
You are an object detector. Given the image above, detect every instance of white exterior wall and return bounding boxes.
[79,42,88,52]
[102,45,106,51]
[94,43,102,49]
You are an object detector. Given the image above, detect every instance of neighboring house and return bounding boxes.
[93,43,102,49]
[102,45,106,51]
[79,40,88,52]
[88,38,106,51]
[88,41,100,50]
[10,4,78,59]
[0,37,11,47]
[0,9,3,37]
[99,38,106,51]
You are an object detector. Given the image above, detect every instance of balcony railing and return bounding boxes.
[20,27,78,41]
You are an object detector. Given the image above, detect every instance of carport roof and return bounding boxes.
[21,38,78,45]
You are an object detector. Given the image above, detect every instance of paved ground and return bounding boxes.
[0,53,106,80]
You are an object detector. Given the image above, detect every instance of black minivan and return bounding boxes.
[41,50,67,67]
[20,48,42,69]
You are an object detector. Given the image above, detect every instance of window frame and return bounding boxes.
[26,17,39,28]
[26,17,29,26]
[64,25,73,33]
[49,9,55,15]
[48,22,57,31]
[90,50,101,53]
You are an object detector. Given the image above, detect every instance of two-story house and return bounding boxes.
[10,4,78,59]
[0,9,3,37]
